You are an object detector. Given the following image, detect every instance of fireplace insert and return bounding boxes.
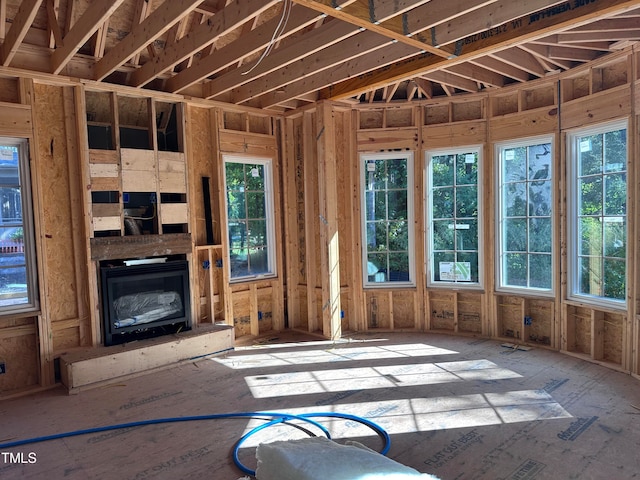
[100,259,191,346]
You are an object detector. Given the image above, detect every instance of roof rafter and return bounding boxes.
[164,5,322,93]
[51,0,127,75]
[94,0,204,81]
[2,0,43,66]
[317,0,640,100]
[290,0,452,58]
[130,0,280,87]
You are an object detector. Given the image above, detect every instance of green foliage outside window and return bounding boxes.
[575,127,627,302]
[225,160,271,279]
[364,156,412,284]
[499,141,553,291]
[429,150,480,284]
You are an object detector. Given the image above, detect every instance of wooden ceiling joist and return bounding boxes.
[46,0,63,49]
[164,6,322,94]
[1,0,43,66]
[317,0,640,100]
[129,0,280,88]
[94,0,204,81]
[51,0,126,75]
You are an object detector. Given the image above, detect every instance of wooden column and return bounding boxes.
[316,102,341,340]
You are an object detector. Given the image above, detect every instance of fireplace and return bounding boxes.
[100,258,191,346]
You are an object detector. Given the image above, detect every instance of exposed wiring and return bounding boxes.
[242,0,293,75]
[0,410,391,477]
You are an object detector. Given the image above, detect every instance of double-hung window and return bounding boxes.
[0,138,38,314]
[568,120,627,307]
[426,147,482,286]
[223,155,276,281]
[496,137,554,294]
[361,152,414,287]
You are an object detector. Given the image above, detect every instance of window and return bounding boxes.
[0,138,38,314]
[568,121,627,306]
[223,156,276,281]
[361,152,414,287]
[427,147,482,286]
[497,137,553,294]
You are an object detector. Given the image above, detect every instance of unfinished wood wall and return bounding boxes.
[281,48,640,379]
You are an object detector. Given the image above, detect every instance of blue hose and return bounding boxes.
[0,411,391,477]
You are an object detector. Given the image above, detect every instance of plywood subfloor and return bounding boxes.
[1,332,640,479]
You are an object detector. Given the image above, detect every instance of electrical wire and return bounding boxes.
[242,0,293,75]
[0,410,391,477]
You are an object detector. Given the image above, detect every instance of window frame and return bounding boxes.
[0,137,39,316]
[425,146,483,290]
[495,135,555,297]
[222,154,277,283]
[360,151,415,288]
[567,119,628,309]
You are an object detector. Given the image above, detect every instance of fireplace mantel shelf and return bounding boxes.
[90,233,192,261]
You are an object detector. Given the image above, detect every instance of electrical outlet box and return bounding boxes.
[0,362,6,374]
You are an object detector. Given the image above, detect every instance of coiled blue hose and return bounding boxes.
[0,411,391,477]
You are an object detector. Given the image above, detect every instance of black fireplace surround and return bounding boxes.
[100,258,191,346]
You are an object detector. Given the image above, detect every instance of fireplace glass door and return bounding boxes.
[100,260,190,346]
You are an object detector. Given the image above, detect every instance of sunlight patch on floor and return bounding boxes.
[214,343,458,369]
[243,359,520,398]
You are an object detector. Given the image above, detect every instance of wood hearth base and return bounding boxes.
[59,324,234,394]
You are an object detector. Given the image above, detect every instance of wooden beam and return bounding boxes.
[420,70,480,92]
[318,0,640,100]
[402,0,498,37]
[1,0,43,66]
[229,28,392,104]
[258,41,417,108]
[204,18,360,99]
[0,0,6,40]
[91,20,110,59]
[470,57,530,82]
[547,45,601,61]
[130,0,154,67]
[369,0,433,22]
[129,0,279,87]
[490,48,546,77]
[316,102,341,340]
[292,0,452,58]
[94,0,203,81]
[46,0,62,49]
[445,62,505,87]
[164,5,322,94]
[51,0,126,74]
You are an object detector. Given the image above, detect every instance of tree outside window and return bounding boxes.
[224,157,275,281]
[570,123,627,305]
[427,148,481,286]
[362,153,414,286]
[497,138,553,293]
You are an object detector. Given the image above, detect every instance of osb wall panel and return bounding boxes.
[603,312,623,365]
[567,306,592,355]
[498,296,524,341]
[423,122,486,149]
[458,293,482,334]
[257,290,274,334]
[528,300,554,346]
[232,293,251,337]
[187,106,215,246]
[392,291,416,329]
[33,84,81,323]
[0,330,39,393]
[429,292,455,331]
[366,292,390,329]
